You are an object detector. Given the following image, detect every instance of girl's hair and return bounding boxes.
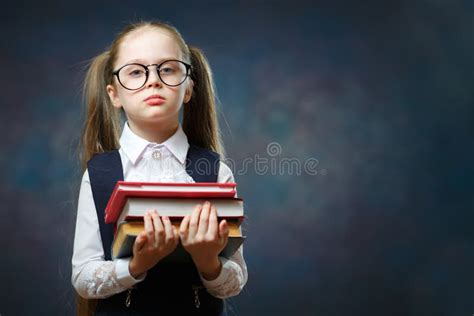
[80,20,224,170]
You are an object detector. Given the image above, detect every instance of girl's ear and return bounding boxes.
[183,79,194,104]
[106,84,122,108]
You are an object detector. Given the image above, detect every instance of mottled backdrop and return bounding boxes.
[1,1,473,315]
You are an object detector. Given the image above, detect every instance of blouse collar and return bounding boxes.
[119,121,189,165]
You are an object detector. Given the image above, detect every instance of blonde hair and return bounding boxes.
[80,20,225,170]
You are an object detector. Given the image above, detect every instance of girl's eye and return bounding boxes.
[160,67,175,74]
[129,69,145,77]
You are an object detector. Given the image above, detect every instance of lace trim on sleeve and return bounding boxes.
[83,261,123,298]
[205,260,246,298]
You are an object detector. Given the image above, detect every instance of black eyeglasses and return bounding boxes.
[112,59,192,90]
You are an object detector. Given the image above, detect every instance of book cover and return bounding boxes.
[112,221,245,262]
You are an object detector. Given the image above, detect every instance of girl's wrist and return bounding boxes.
[194,256,222,281]
[129,258,145,279]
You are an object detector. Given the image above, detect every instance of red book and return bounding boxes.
[105,181,238,224]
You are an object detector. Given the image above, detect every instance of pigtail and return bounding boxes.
[183,45,225,158]
[80,51,122,170]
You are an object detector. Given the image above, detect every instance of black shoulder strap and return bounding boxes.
[88,145,220,260]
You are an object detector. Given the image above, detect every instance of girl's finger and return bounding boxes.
[179,214,191,239]
[189,204,202,237]
[144,210,155,247]
[151,210,164,247]
[207,205,219,238]
[198,201,211,236]
[162,216,174,244]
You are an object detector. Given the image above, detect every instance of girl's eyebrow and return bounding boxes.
[124,57,180,65]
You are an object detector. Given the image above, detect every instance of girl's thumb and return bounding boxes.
[219,219,229,241]
[134,232,147,253]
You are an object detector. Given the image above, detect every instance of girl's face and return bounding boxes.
[107,27,193,130]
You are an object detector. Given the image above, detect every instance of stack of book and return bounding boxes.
[104,181,245,262]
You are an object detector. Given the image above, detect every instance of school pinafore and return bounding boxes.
[87,145,226,315]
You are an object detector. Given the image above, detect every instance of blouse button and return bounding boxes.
[152,150,162,160]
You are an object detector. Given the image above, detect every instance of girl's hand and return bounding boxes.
[179,201,229,280]
[128,210,179,278]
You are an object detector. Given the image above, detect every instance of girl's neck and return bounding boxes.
[127,120,179,144]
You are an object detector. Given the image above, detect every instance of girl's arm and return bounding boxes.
[197,162,248,298]
[199,244,248,298]
[71,170,146,299]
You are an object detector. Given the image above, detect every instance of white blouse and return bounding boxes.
[71,122,248,299]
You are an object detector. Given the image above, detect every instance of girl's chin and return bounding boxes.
[137,111,179,123]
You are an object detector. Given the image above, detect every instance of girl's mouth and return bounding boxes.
[145,97,165,106]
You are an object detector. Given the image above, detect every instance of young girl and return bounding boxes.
[72,20,247,315]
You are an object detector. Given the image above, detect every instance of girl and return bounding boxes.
[72,20,247,315]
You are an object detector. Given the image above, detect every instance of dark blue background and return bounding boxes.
[1,1,473,315]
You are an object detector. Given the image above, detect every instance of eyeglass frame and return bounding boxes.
[112,59,192,90]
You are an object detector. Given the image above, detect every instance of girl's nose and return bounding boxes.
[146,68,163,87]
